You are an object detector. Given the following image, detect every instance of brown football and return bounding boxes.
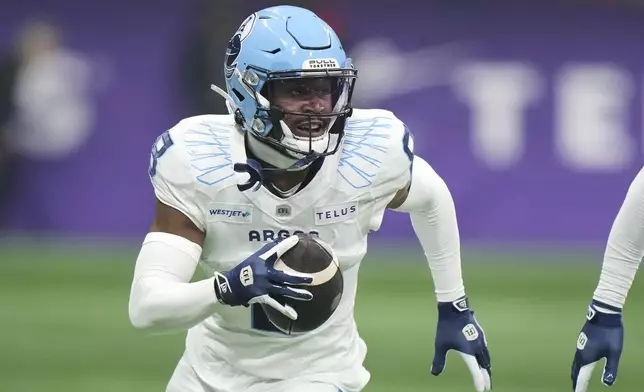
[261,233,343,335]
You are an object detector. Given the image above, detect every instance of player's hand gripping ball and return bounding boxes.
[261,233,343,335]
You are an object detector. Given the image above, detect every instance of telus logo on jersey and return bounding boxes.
[248,229,319,242]
[207,203,253,224]
[314,202,358,225]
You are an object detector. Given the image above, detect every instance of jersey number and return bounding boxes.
[148,131,174,177]
[402,124,415,173]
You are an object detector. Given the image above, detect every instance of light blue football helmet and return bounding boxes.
[216,5,357,178]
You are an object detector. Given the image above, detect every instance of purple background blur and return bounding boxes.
[2,0,643,245]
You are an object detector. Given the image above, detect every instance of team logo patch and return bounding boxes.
[462,323,479,341]
[314,202,358,226]
[275,204,291,217]
[207,203,253,224]
[577,332,588,350]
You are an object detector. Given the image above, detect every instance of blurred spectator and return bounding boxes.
[0,19,98,229]
[9,19,96,161]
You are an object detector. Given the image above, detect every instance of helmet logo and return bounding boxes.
[225,13,257,78]
[302,58,340,69]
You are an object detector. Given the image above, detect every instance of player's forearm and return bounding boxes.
[128,232,219,333]
[395,156,466,302]
[593,168,644,309]
[129,276,219,333]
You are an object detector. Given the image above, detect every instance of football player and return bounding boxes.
[571,167,644,391]
[128,5,492,392]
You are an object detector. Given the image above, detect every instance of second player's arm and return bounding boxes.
[569,167,644,391]
[592,166,644,309]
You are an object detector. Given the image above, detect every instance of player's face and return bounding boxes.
[270,77,334,138]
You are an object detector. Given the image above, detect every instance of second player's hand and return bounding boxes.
[571,300,624,392]
[213,236,313,320]
[431,297,492,391]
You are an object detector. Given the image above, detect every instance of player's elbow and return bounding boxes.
[128,283,165,332]
[128,294,155,331]
[128,300,176,334]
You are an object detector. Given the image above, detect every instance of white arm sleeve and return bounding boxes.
[593,167,644,309]
[394,155,467,302]
[128,232,221,333]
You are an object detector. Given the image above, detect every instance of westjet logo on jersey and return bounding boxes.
[207,203,253,224]
[210,209,250,218]
[314,202,358,225]
[248,229,319,242]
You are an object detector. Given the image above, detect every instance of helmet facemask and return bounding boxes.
[244,64,357,170]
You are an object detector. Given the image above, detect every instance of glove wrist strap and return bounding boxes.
[587,300,622,327]
[213,272,230,305]
[437,296,469,318]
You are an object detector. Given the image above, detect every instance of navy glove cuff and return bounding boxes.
[587,299,622,327]
[437,296,469,318]
[590,299,621,313]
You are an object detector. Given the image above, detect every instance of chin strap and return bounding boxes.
[233,152,322,193]
[233,160,264,192]
[211,84,325,193]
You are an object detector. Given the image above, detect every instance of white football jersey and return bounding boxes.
[149,109,414,391]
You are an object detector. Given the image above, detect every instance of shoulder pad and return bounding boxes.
[148,115,238,230]
[338,109,414,192]
[167,115,238,187]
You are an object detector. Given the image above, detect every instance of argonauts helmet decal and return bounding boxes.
[224,13,257,79]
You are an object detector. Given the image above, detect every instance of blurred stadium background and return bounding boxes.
[1,0,644,391]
